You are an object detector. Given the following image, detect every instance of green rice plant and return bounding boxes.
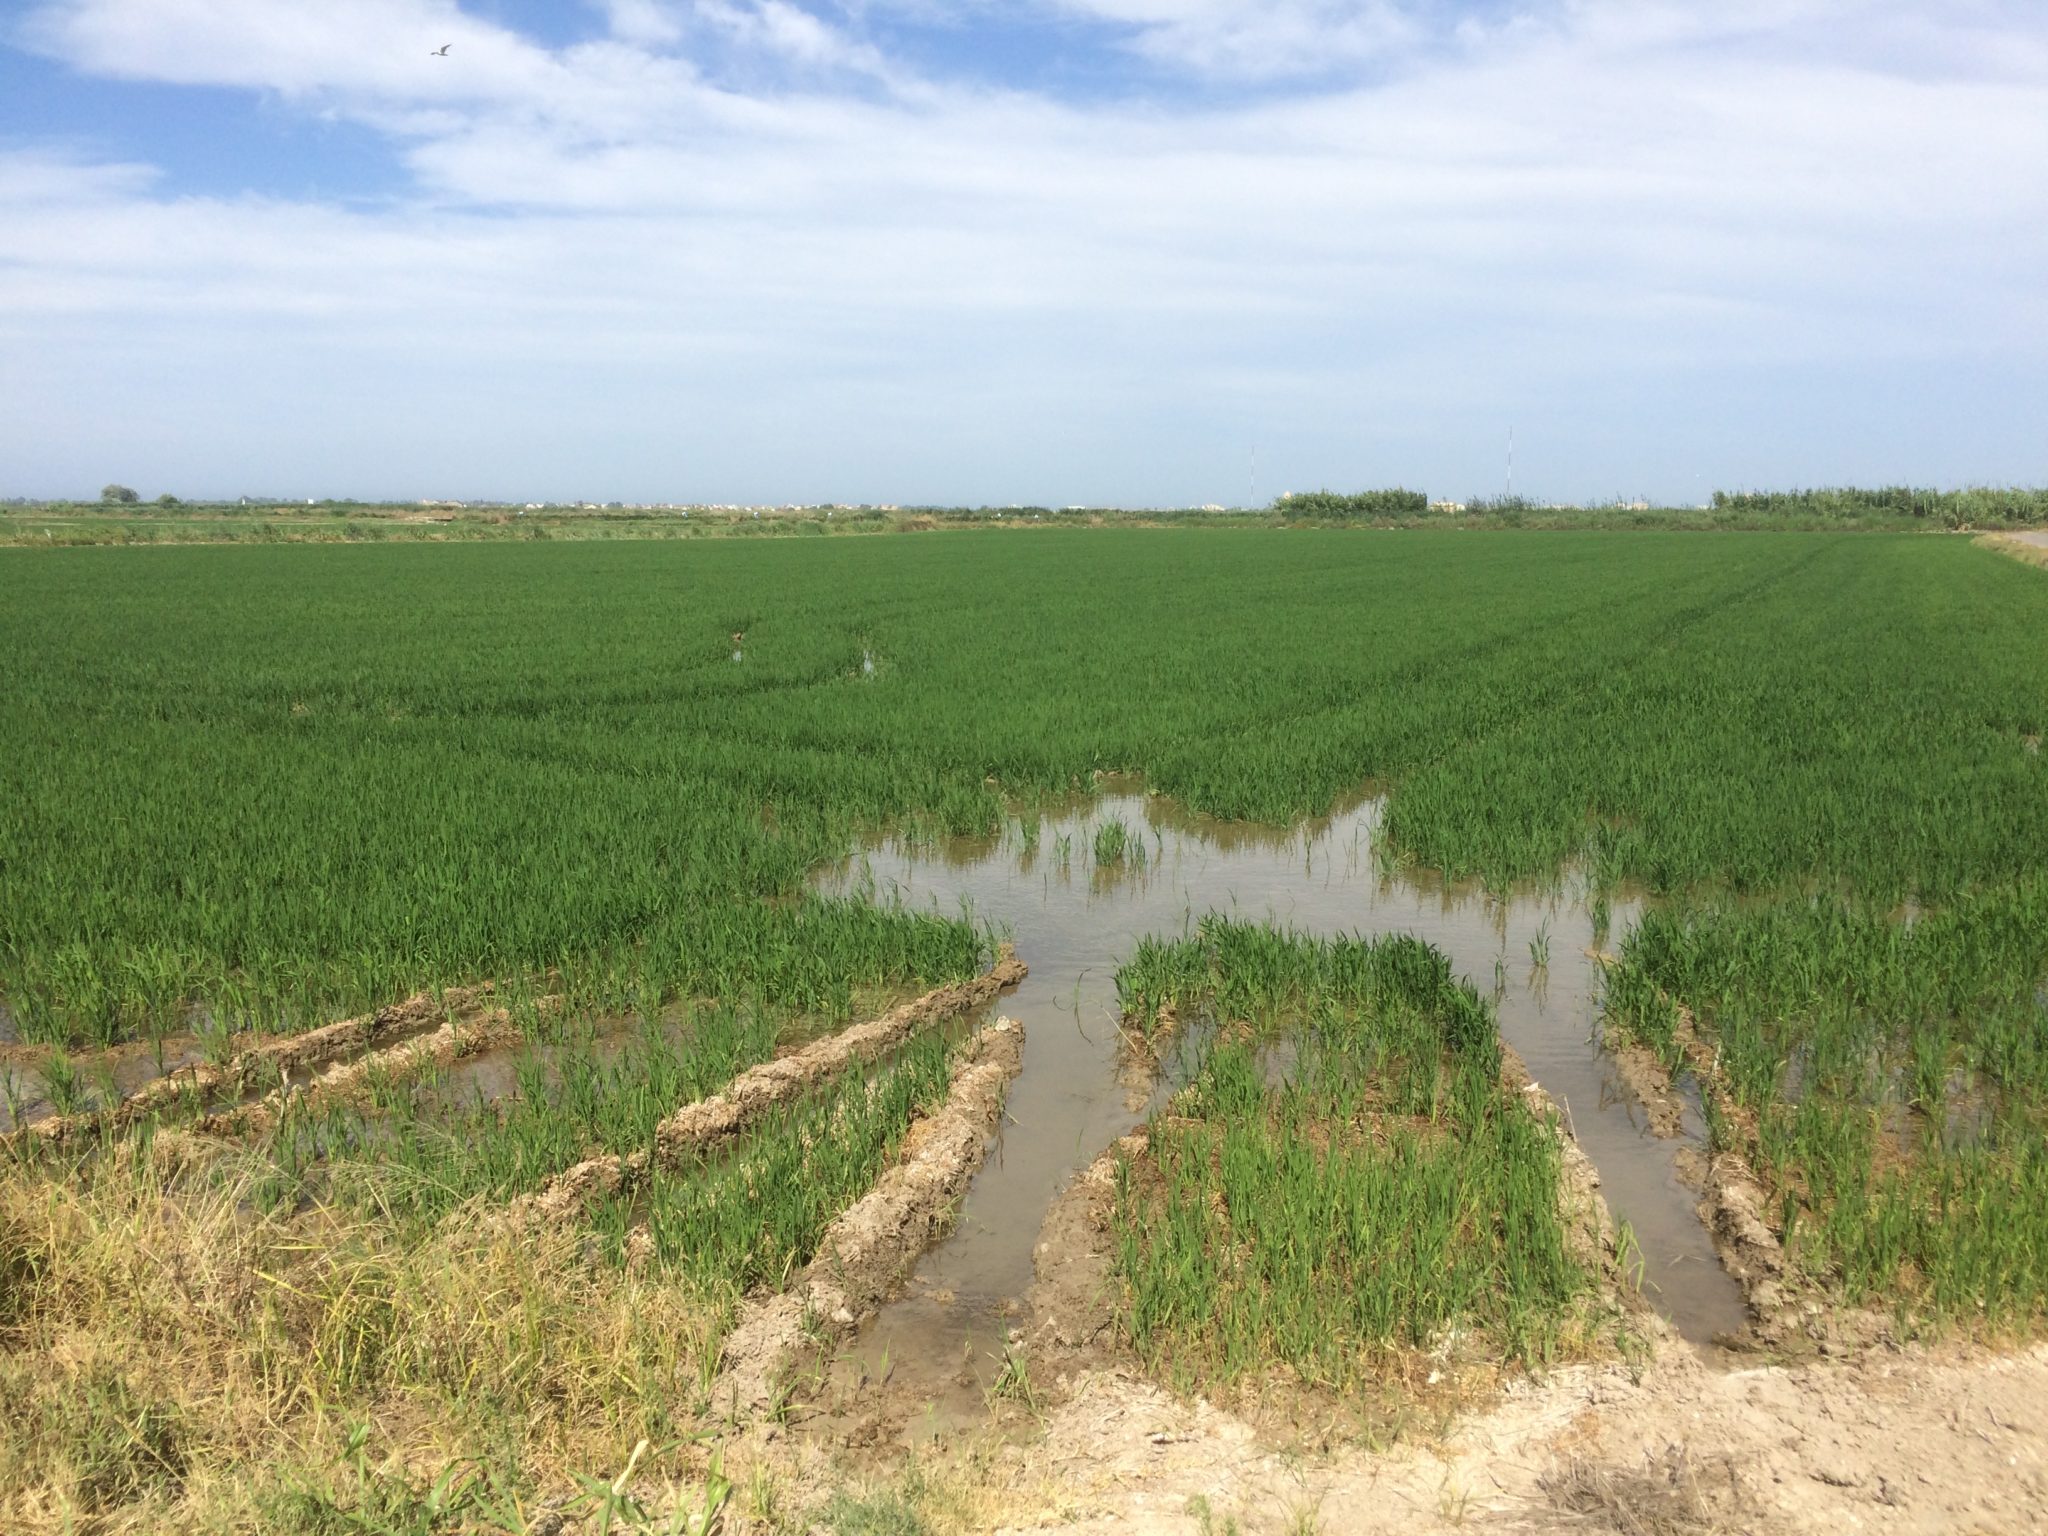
[1604,883,2048,1330]
[1093,818,1130,866]
[309,1001,787,1228]
[39,1048,83,1118]
[1112,924,1590,1396]
[598,1029,956,1294]
[5,533,2046,1044]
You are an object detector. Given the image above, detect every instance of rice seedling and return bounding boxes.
[1112,922,1595,1395]
[1093,817,1131,866]
[1603,881,2048,1331]
[39,1047,82,1117]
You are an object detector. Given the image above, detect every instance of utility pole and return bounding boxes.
[1251,444,1258,510]
[1507,427,1514,500]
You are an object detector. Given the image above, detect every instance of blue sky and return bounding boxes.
[3,1,2045,506]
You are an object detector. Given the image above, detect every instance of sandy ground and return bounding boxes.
[1004,1336,2048,1536]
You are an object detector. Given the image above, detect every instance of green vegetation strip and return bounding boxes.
[5,532,2045,1047]
[1114,920,1598,1393]
[1603,881,2048,1333]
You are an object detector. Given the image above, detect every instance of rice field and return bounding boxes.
[1113,921,1605,1394]
[2,526,2046,1528]
[1602,880,2048,1333]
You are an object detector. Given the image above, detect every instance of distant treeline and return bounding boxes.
[1711,486,2048,525]
[1272,488,1430,519]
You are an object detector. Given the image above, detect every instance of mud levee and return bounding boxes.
[508,948,1025,1229]
[1499,1044,1638,1301]
[1,982,500,1152]
[1668,1009,1823,1340]
[203,1003,535,1137]
[1596,970,1866,1346]
[713,1015,1026,1416]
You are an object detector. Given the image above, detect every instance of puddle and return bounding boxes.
[812,788,1751,1418]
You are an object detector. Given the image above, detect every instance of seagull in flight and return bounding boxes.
[430,43,451,56]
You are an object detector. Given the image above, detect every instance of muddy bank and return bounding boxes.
[1600,992,1894,1352]
[509,950,1024,1229]
[712,1014,1026,1416]
[1499,1044,1637,1300]
[0,982,499,1151]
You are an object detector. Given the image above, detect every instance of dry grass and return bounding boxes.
[0,1128,731,1531]
[1979,531,2048,570]
[1542,1446,1751,1536]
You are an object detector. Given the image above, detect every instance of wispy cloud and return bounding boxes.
[4,0,2046,501]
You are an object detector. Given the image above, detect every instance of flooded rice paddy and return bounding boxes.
[811,787,1749,1428]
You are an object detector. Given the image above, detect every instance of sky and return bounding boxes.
[2,1,2045,507]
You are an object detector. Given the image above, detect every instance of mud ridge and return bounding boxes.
[202,1002,537,1137]
[1603,988,1864,1347]
[1583,947,1685,1138]
[1665,1010,1838,1344]
[508,948,1025,1229]
[712,1014,1027,1416]
[1025,1132,1143,1377]
[0,982,499,1152]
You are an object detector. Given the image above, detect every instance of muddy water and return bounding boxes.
[812,789,1748,1427]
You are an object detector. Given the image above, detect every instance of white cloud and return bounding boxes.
[4,0,2047,501]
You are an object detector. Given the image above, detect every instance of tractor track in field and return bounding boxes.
[712,1014,1026,1416]
[501,947,1025,1232]
[0,982,503,1151]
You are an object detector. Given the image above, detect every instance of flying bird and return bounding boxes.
[430,43,451,56]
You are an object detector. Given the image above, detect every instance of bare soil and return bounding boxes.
[1000,1339,2048,1535]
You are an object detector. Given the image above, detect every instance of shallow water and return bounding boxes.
[812,787,1749,1408]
